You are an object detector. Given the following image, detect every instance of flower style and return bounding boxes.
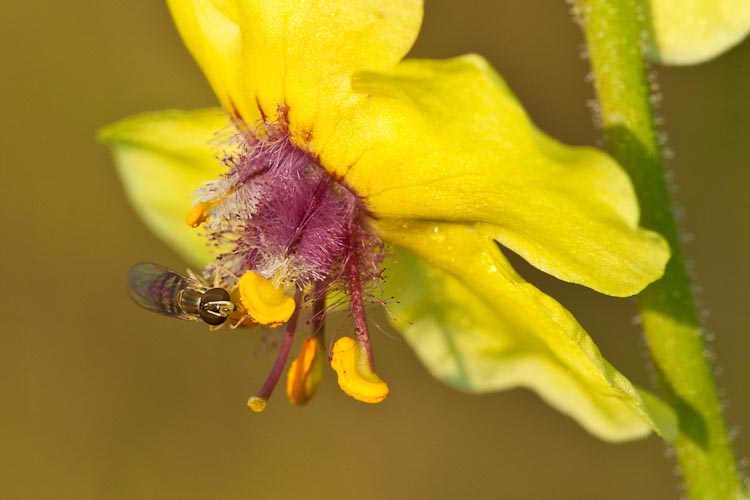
[100,0,677,441]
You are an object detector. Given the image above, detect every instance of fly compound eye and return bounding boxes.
[199,288,234,325]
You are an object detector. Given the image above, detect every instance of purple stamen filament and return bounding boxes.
[345,248,376,368]
[310,285,326,341]
[285,176,333,259]
[253,289,303,402]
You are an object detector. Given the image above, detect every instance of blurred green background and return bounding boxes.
[3,1,748,499]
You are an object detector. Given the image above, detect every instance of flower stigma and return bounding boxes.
[188,111,388,409]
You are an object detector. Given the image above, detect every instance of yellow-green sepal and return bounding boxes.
[379,219,678,442]
[97,108,232,269]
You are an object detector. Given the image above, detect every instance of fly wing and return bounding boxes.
[127,262,197,320]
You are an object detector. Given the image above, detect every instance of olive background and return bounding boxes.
[3,1,749,499]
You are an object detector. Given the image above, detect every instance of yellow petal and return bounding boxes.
[381,219,677,442]
[169,0,422,128]
[167,0,255,121]
[315,55,669,296]
[98,108,232,269]
[330,336,389,404]
[639,0,750,64]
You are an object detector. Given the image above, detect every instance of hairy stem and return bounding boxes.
[575,0,745,498]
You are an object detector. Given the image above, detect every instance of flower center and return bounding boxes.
[187,118,389,408]
[192,121,383,290]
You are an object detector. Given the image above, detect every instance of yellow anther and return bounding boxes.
[330,336,389,404]
[286,337,324,406]
[185,188,238,228]
[237,272,296,327]
[247,396,267,413]
[185,201,213,228]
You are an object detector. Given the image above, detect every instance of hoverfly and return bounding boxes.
[128,262,236,326]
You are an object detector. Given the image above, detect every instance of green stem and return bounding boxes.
[576,1,745,498]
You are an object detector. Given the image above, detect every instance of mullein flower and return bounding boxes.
[100,0,677,441]
[638,0,750,64]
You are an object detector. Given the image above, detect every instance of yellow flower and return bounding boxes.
[639,0,750,64]
[99,0,676,441]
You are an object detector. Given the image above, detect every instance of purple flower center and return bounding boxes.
[197,121,384,291]
[187,116,390,408]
